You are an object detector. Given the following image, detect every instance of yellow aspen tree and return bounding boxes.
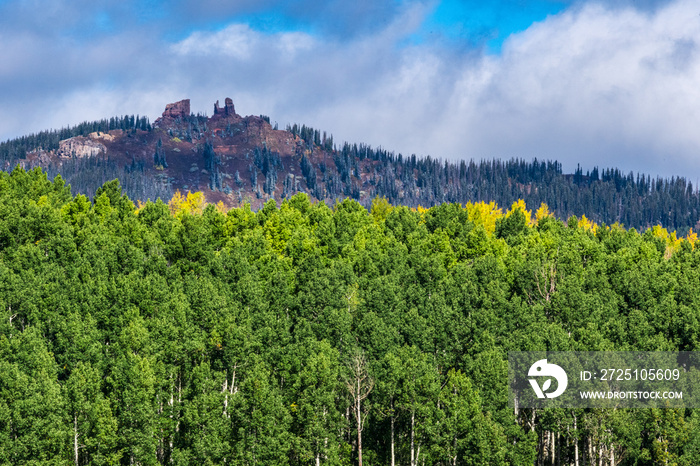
[215,200,227,215]
[577,214,598,233]
[184,191,206,215]
[168,190,186,215]
[535,203,553,222]
[506,199,532,225]
[464,201,502,235]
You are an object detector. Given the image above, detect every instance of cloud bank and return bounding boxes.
[1,0,699,177]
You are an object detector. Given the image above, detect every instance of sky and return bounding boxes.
[1,0,699,178]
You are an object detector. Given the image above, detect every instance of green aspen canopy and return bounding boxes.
[1,166,700,465]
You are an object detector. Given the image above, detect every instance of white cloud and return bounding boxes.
[172,24,316,60]
[173,24,257,60]
[2,0,700,179]
[283,0,700,177]
[454,0,700,176]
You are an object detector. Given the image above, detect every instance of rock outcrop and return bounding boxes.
[162,99,191,119]
[57,136,106,158]
[214,97,236,117]
[89,131,116,142]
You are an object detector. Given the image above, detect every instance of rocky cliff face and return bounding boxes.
[57,136,107,158]
[161,99,191,120]
[14,97,340,209]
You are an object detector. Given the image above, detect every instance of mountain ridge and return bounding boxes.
[2,97,700,232]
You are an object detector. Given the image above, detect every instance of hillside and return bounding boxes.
[2,97,700,232]
[1,168,700,464]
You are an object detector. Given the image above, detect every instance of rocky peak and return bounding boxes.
[161,99,191,119]
[214,97,236,117]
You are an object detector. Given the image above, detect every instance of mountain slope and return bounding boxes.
[2,97,700,232]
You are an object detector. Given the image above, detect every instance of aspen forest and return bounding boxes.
[3,166,700,465]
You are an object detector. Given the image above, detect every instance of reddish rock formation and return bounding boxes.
[214,97,236,116]
[224,98,235,116]
[162,99,190,119]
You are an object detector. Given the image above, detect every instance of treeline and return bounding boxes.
[287,123,334,152]
[2,166,700,465]
[296,141,700,233]
[0,115,171,202]
[276,124,700,232]
[0,114,151,165]
[17,154,172,204]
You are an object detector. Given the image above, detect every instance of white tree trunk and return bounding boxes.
[390,407,395,466]
[551,430,556,466]
[411,410,416,466]
[357,385,363,466]
[574,415,579,466]
[74,413,79,466]
[610,443,615,466]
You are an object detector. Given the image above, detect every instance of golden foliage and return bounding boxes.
[168,191,185,214]
[577,214,598,233]
[168,190,206,216]
[535,203,553,221]
[506,199,532,225]
[464,201,503,235]
[411,205,429,214]
[410,205,430,224]
[650,224,670,241]
[649,224,684,258]
[215,200,228,215]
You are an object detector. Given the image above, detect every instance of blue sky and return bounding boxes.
[0,0,698,177]
[420,0,569,51]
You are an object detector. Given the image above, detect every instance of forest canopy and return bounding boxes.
[2,166,700,465]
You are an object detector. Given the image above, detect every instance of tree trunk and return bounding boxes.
[550,430,555,466]
[223,365,237,418]
[323,407,328,464]
[574,414,579,466]
[453,436,457,466]
[411,409,416,466]
[177,373,182,433]
[610,443,615,466]
[357,378,363,466]
[222,378,228,415]
[345,350,373,466]
[74,413,79,466]
[390,400,395,466]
